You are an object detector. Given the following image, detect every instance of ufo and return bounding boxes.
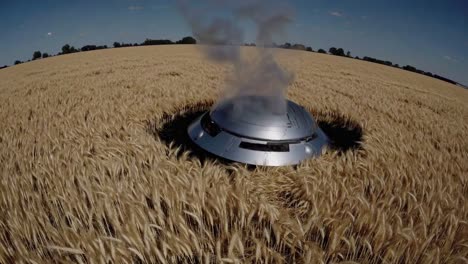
[187,96,328,166]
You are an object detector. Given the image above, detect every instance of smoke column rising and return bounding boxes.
[177,0,294,115]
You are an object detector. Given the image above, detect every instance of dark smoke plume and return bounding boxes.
[177,0,294,115]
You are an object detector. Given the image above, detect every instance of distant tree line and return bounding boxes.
[361,56,457,85]
[1,37,461,87]
[112,36,197,48]
[362,56,394,67]
[80,45,108,52]
[113,42,137,48]
[7,36,197,67]
[273,43,460,86]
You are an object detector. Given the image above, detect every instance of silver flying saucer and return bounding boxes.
[187,96,328,166]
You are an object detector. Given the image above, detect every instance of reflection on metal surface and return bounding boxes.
[187,96,328,166]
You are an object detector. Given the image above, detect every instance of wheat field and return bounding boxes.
[0,45,467,263]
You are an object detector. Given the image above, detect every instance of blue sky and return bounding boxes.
[1,0,467,84]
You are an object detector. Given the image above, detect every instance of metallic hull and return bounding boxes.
[187,96,328,166]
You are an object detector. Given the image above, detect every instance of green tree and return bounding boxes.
[336,48,345,56]
[61,44,78,54]
[62,44,71,54]
[176,36,197,44]
[42,53,49,58]
[282,42,292,49]
[403,65,417,72]
[329,47,346,56]
[32,51,42,60]
[318,49,327,54]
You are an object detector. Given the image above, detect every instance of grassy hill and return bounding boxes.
[0,45,467,263]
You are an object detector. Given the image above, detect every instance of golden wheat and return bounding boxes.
[0,45,467,263]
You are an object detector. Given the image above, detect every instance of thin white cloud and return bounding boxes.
[443,55,457,62]
[128,5,143,11]
[47,32,52,36]
[329,11,343,17]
